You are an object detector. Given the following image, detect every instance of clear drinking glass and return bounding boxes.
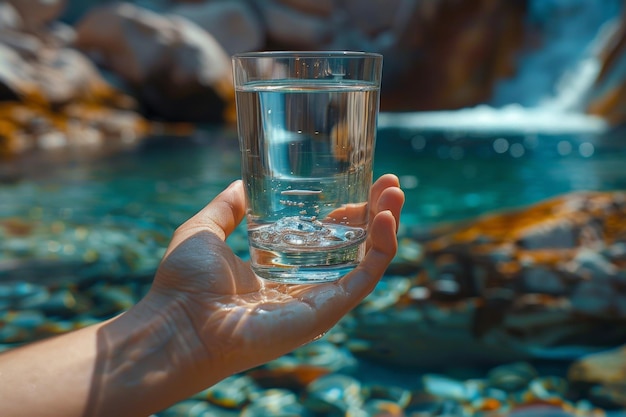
[232,51,383,284]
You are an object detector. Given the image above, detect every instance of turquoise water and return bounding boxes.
[0,123,625,288]
[2,124,626,415]
[377,127,626,231]
[2,126,626,245]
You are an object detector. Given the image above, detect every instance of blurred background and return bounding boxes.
[1,0,626,416]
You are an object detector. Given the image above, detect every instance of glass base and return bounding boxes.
[252,264,358,284]
[249,237,365,284]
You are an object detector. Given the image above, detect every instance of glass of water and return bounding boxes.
[232,51,383,284]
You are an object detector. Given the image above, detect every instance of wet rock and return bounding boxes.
[528,376,569,401]
[241,389,306,417]
[292,341,357,373]
[422,374,482,403]
[505,404,577,417]
[74,2,234,123]
[360,399,405,417]
[487,362,538,393]
[159,400,237,417]
[520,267,567,295]
[248,360,330,392]
[303,374,364,415]
[201,374,259,409]
[568,345,626,406]
[366,384,412,409]
[247,341,355,391]
[358,277,411,313]
[348,191,626,367]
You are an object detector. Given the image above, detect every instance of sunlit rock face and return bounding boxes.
[253,0,528,112]
[346,191,626,367]
[253,0,625,125]
[74,3,234,123]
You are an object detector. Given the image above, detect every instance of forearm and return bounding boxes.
[0,295,220,417]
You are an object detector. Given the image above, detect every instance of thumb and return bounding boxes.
[165,180,246,256]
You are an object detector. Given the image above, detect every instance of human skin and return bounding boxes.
[0,174,404,417]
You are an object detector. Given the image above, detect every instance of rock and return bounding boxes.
[6,0,66,32]
[0,2,21,31]
[255,0,527,112]
[487,362,538,392]
[241,389,306,417]
[74,2,234,123]
[568,346,626,406]
[202,374,260,409]
[0,1,149,158]
[303,374,364,414]
[169,0,264,55]
[347,191,626,367]
[255,0,334,49]
[0,42,111,105]
[422,374,482,402]
[233,0,625,125]
[569,346,626,385]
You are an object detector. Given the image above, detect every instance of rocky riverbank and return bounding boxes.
[2,189,626,416]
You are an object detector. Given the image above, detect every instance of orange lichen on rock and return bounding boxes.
[427,192,626,252]
[0,100,149,158]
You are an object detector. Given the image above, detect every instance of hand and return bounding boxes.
[148,174,404,378]
[0,174,403,417]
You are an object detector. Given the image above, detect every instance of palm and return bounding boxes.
[150,175,404,373]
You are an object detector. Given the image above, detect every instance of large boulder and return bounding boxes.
[568,345,626,407]
[74,3,234,123]
[247,0,626,126]
[254,0,528,112]
[6,0,67,31]
[346,191,626,367]
[169,0,264,55]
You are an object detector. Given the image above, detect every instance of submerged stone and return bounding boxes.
[303,374,364,414]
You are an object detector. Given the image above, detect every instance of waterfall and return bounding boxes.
[380,0,624,135]
[492,0,623,111]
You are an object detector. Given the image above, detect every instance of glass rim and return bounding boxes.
[232,50,383,60]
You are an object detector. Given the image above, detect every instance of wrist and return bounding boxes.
[91,292,226,416]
